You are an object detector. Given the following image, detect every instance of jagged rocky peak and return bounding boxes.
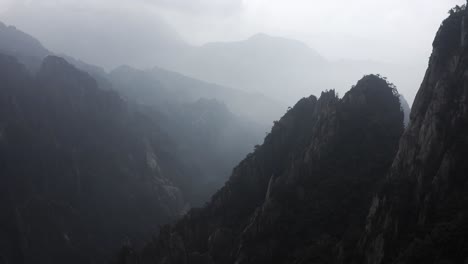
[343,74,400,110]
[119,73,404,264]
[361,6,468,264]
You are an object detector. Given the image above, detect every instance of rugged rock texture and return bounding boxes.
[399,95,411,126]
[0,55,194,264]
[120,74,404,264]
[360,6,468,264]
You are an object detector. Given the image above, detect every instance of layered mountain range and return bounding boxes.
[114,5,468,264]
[2,8,418,105]
[0,19,279,203]
[0,21,273,263]
[120,73,404,264]
[0,54,193,263]
[2,3,467,264]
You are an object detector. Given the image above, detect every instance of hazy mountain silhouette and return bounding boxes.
[0,54,195,264]
[0,20,275,263]
[113,5,468,264]
[109,65,270,205]
[2,4,468,264]
[171,33,329,103]
[2,8,189,70]
[110,65,284,125]
[115,74,405,264]
[2,10,417,105]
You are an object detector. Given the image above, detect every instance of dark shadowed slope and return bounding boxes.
[120,6,468,264]
[108,66,278,205]
[0,55,196,264]
[0,20,112,90]
[360,6,468,264]
[115,74,404,264]
[0,20,281,208]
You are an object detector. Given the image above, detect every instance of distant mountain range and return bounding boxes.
[114,6,468,264]
[0,19,276,263]
[0,12,421,264]
[0,20,285,124]
[2,10,418,105]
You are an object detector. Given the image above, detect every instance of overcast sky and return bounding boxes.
[0,0,464,62]
[153,0,466,63]
[0,0,465,102]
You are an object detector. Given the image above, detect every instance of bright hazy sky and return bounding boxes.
[0,0,464,63]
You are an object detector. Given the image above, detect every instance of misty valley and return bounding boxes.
[0,1,468,264]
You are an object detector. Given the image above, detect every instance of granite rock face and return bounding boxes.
[360,7,468,264]
[125,74,404,264]
[114,6,468,264]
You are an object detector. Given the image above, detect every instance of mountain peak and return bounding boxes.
[246,32,311,49]
[248,32,273,40]
[0,21,50,59]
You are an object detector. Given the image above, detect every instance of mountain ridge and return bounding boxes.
[115,74,404,264]
[0,54,195,264]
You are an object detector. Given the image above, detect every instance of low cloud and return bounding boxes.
[147,0,243,16]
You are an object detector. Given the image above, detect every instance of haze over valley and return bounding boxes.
[0,1,467,264]
[1,0,463,104]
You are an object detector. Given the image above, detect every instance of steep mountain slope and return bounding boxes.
[0,20,280,208]
[110,65,284,125]
[0,20,283,126]
[109,66,270,205]
[118,74,404,264]
[360,6,468,264]
[155,98,264,205]
[0,20,111,90]
[3,7,189,70]
[0,55,195,264]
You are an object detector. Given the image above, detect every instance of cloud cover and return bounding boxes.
[0,0,466,102]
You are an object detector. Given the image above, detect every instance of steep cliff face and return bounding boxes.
[0,55,193,264]
[125,74,404,264]
[361,7,468,264]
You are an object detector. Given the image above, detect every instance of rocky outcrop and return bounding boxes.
[114,5,468,264]
[0,55,194,264]
[360,6,468,264]
[123,74,404,264]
